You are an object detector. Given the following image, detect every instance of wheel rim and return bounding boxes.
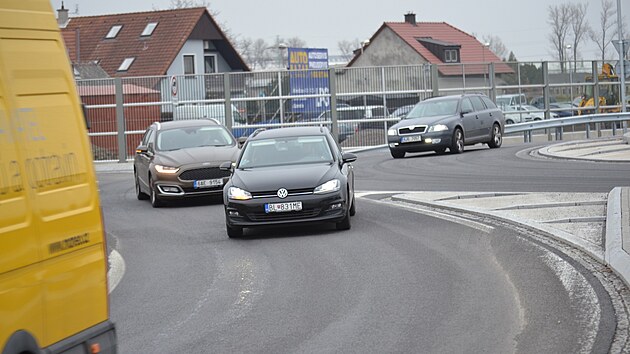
[493,126,502,145]
[135,173,141,196]
[150,178,156,204]
[456,130,464,152]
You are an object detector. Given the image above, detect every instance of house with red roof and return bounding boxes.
[348,13,513,89]
[58,5,249,79]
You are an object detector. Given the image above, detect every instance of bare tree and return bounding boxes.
[590,0,617,61]
[547,3,572,72]
[251,39,271,70]
[568,3,591,71]
[481,35,508,60]
[338,39,361,61]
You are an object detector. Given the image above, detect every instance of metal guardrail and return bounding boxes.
[505,112,630,142]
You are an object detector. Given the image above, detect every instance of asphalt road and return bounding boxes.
[99,142,630,353]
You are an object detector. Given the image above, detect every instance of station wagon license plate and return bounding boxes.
[401,135,422,143]
[265,201,303,213]
[194,178,224,189]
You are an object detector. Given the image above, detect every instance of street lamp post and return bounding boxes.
[482,42,490,87]
[277,43,287,69]
[566,44,573,103]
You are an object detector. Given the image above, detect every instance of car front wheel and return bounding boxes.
[135,171,149,200]
[450,128,464,154]
[390,149,405,159]
[149,176,163,208]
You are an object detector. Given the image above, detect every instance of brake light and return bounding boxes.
[91,343,101,353]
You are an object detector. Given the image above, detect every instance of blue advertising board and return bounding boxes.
[288,48,330,117]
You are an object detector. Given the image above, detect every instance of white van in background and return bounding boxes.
[174,103,245,125]
[495,94,527,109]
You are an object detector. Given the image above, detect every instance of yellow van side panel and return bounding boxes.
[0,1,109,349]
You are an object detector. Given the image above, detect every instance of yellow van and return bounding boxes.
[0,1,117,353]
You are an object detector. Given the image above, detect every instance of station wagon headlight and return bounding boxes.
[387,128,398,136]
[228,186,252,200]
[155,164,180,174]
[428,124,449,132]
[314,179,340,194]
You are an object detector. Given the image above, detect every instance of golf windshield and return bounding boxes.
[238,136,334,168]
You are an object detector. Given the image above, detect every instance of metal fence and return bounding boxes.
[78,60,630,161]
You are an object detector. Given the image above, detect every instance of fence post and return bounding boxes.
[431,64,439,97]
[542,62,553,141]
[329,68,339,144]
[114,77,126,163]
[592,61,601,137]
[277,71,284,124]
[224,73,232,131]
[489,62,496,102]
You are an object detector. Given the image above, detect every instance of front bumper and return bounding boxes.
[225,192,348,228]
[387,130,452,153]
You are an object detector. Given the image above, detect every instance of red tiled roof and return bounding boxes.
[77,84,160,96]
[352,21,513,76]
[62,7,248,77]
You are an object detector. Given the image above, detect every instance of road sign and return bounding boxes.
[170,75,178,98]
[613,39,629,56]
[615,60,630,79]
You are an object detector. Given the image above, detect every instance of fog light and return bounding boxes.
[160,186,181,193]
[228,210,240,217]
[432,138,441,144]
[389,143,398,148]
[424,138,432,144]
[329,203,342,210]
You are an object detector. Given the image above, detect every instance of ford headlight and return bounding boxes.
[154,164,180,174]
[228,187,252,200]
[387,128,398,136]
[314,179,340,194]
[428,124,449,132]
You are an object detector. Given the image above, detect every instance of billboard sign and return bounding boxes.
[288,48,330,116]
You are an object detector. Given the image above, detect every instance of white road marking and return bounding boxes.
[108,249,125,294]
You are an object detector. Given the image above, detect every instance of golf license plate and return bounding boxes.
[401,135,422,143]
[265,201,303,213]
[194,178,223,189]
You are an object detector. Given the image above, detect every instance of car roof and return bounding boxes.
[249,126,329,140]
[154,119,220,131]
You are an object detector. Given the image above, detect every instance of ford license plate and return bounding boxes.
[265,201,303,213]
[401,135,422,143]
[194,178,223,189]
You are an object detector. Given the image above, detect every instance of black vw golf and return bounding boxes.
[221,127,357,238]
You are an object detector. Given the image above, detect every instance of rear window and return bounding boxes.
[481,97,497,109]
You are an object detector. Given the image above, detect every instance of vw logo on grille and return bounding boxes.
[409,125,416,130]
[277,188,288,199]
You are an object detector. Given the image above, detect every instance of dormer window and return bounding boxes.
[118,57,135,72]
[105,25,123,39]
[141,22,158,37]
[445,49,458,63]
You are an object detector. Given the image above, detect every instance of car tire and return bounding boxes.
[135,171,149,200]
[226,222,243,238]
[487,123,502,149]
[336,211,351,230]
[506,119,514,125]
[149,176,163,208]
[390,150,405,159]
[450,128,464,154]
[349,194,356,216]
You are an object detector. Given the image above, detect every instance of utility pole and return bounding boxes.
[617,0,627,115]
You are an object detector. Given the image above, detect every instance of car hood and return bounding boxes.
[155,146,239,167]
[232,163,339,192]
[391,114,454,129]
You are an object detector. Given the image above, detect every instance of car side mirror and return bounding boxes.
[341,152,357,164]
[136,145,148,154]
[219,161,234,171]
[237,136,247,148]
[460,108,473,116]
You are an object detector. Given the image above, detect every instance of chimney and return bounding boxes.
[404,12,416,26]
[57,1,69,27]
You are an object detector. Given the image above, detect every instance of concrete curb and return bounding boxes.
[605,187,630,287]
[390,193,605,263]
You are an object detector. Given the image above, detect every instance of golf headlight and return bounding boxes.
[387,128,398,136]
[228,187,252,200]
[428,124,449,132]
[155,164,180,174]
[314,179,340,194]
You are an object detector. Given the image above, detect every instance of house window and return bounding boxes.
[105,25,123,39]
[183,55,195,75]
[118,57,135,71]
[204,55,217,74]
[141,22,158,37]
[445,49,458,63]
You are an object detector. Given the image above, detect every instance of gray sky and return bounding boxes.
[50,0,628,61]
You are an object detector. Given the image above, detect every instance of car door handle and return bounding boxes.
[489,112,493,117]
